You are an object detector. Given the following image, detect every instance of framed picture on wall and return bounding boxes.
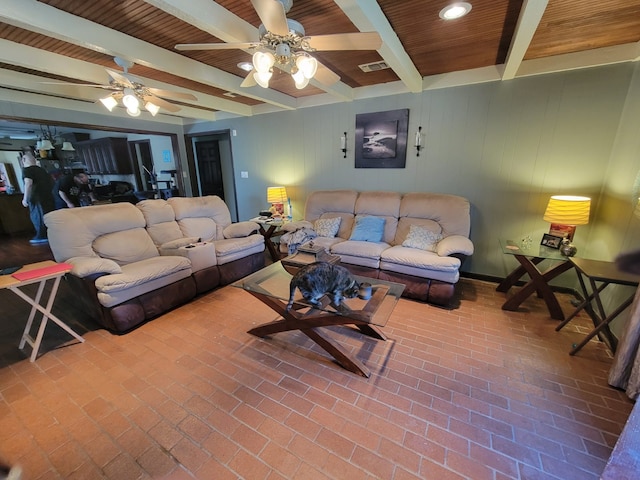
[354,109,409,168]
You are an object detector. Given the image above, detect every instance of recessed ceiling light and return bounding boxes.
[237,62,253,72]
[439,2,472,20]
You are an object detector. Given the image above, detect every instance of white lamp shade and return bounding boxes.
[61,141,75,151]
[252,51,275,73]
[126,106,141,117]
[253,71,272,88]
[100,95,118,111]
[292,69,309,89]
[122,88,140,109]
[145,101,160,116]
[543,195,591,225]
[39,139,54,150]
[296,55,317,79]
[267,186,288,204]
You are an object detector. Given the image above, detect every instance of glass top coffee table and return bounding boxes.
[232,262,405,377]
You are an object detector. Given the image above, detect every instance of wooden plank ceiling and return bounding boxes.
[0,0,638,121]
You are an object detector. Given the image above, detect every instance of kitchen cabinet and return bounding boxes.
[74,137,132,174]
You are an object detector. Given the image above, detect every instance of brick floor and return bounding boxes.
[0,278,633,479]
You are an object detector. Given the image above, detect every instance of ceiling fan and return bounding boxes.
[175,0,382,90]
[45,57,197,117]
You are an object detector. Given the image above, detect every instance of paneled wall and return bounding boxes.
[188,63,640,285]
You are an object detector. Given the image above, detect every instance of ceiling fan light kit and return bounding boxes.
[175,0,381,91]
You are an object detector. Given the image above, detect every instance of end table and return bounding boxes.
[497,239,573,320]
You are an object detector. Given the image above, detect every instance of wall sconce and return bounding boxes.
[341,132,347,158]
[415,126,422,156]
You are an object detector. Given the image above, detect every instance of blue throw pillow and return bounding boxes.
[349,215,385,242]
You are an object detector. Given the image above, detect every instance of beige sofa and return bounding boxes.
[280,190,473,306]
[44,196,264,332]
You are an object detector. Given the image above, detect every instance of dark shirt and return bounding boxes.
[53,174,93,208]
[22,165,55,213]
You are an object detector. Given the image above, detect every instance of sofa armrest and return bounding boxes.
[436,235,474,257]
[223,221,259,238]
[65,256,122,278]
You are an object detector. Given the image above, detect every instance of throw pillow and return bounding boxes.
[314,217,341,238]
[402,224,443,251]
[349,216,385,242]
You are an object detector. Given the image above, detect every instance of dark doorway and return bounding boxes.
[128,140,154,190]
[195,140,225,199]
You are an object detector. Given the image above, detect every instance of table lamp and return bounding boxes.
[267,186,287,216]
[543,195,591,241]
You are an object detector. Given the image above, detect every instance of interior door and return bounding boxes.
[128,140,153,190]
[195,140,224,199]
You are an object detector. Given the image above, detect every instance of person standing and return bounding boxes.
[21,146,55,244]
[53,171,96,209]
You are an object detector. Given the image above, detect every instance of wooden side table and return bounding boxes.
[250,217,289,262]
[555,257,640,355]
[497,239,573,320]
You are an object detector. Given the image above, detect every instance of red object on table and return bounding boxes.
[12,262,72,281]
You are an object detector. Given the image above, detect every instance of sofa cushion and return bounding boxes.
[381,246,461,272]
[95,256,193,308]
[95,256,192,293]
[92,228,159,265]
[214,234,265,264]
[349,215,386,242]
[331,240,389,259]
[402,224,443,251]
[177,217,217,242]
[314,217,341,238]
[44,202,147,263]
[169,196,232,240]
[137,199,185,246]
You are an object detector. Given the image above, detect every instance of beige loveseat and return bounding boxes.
[280,190,473,306]
[44,196,264,332]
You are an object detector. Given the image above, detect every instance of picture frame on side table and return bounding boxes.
[541,233,563,249]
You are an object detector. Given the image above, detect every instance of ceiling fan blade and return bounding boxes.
[240,71,257,88]
[306,32,382,51]
[251,0,289,36]
[105,68,134,88]
[143,95,181,113]
[175,42,257,51]
[314,62,340,86]
[147,88,197,101]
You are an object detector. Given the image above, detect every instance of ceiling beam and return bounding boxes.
[501,0,549,80]
[0,40,247,119]
[144,0,356,102]
[0,0,297,114]
[334,0,422,93]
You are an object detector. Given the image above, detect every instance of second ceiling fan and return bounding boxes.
[175,0,382,90]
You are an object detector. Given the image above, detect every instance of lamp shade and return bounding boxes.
[267,186,288,204]
[39,139,54,150]
[61,141,75,151]
[543,195,591,225]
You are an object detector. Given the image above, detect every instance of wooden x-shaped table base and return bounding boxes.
[246,286,390,377]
